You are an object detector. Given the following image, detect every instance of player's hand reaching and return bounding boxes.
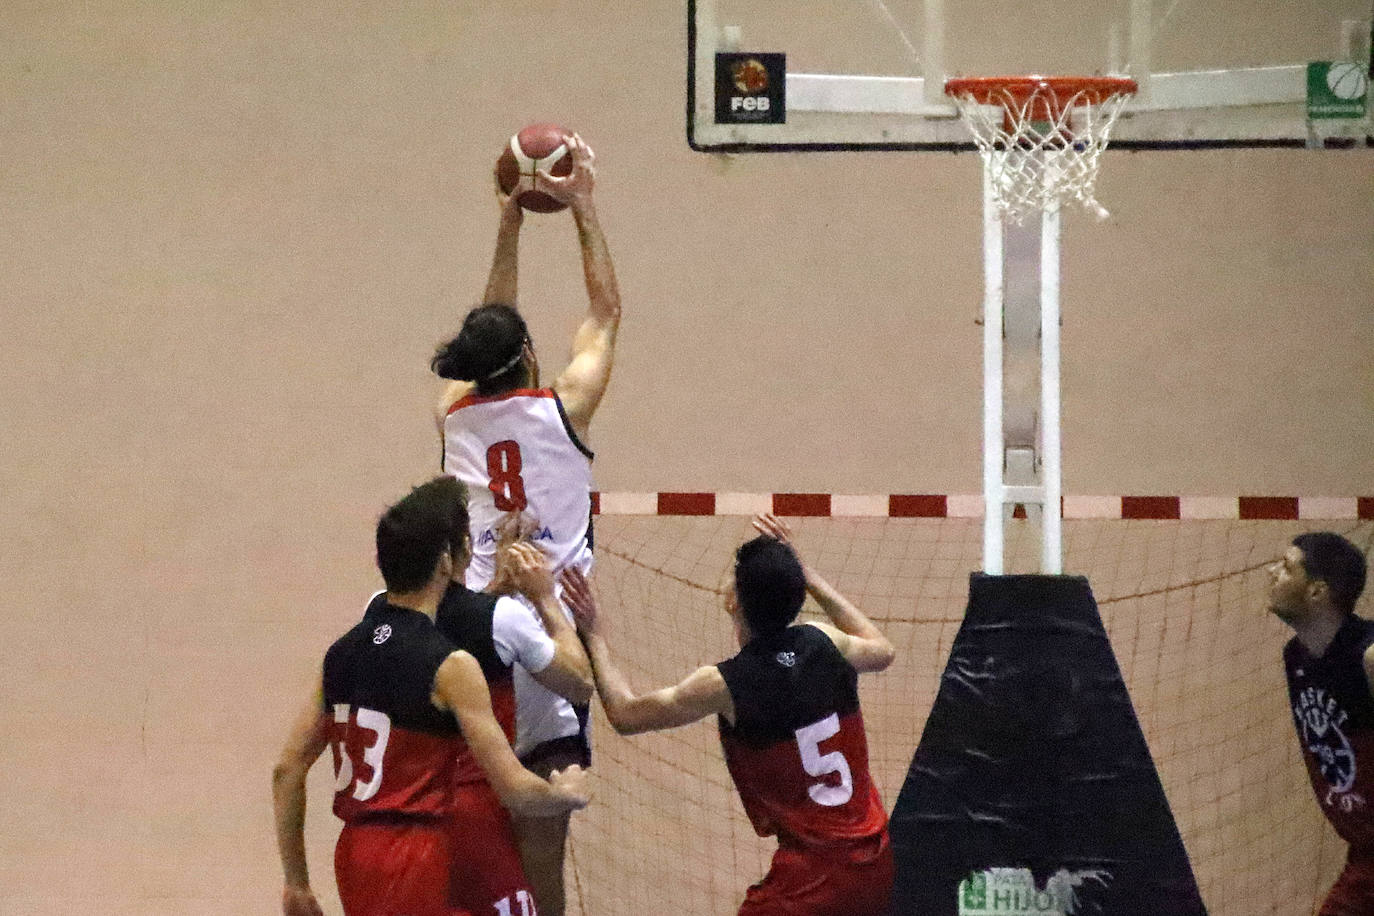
[754,512,820,588]
[503,540,555,603]
[752,512,793,546]
[493,163,530,221]
[559,567,601,635]
[486,512,542,595]
[548,764,591,810]
[535,133,595,209]
[282,885,324,916]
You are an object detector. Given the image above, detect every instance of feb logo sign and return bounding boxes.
[715,52,786,124]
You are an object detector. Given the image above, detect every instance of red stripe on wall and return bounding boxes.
[1121,496,1181,519]
[581,492,1372,520]
[657,492,716,515]
[889,495,948,518]
[1239,496,1299,520]
[773,493,831,517]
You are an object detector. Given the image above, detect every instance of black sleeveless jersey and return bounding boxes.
[434,583,518,782]
[717,624,888,857]
[434,584,506,681]
[363,586,507,682]
[323,601,461,821]
[1284,614,1374,851]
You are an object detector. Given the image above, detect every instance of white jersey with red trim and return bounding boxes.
[443,386,595,752]
[443,387,595,587]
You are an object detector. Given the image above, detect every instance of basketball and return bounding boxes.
[1326,61,1369,101]
[496,123,576,213]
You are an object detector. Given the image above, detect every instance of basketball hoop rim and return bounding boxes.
[944,75,1139,107]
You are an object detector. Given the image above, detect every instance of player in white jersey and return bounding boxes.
[430,133,619,916]
[443,387,595,588]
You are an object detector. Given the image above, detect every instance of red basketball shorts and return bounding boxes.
[334,819,451,916]
[1319,850,1374,916]
[738,833,894,916]
[448,780,538,916]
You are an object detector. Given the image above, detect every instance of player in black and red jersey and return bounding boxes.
[271,477,588,916]
[1270,531,1372,916]
[561,513,896,915]
[437,538,593,915]
[352,536,593,916]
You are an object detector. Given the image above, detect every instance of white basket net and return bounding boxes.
[946,78,1136,222]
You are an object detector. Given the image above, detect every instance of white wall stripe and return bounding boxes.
[946,494,984,518]
[831,494,890,517]
[1180,496,1239,519]
[1063,495,1120,519]
[1299,497,1358,520]
[597,492,657,515]
[716,492,772,516]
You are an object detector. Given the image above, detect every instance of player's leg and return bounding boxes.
[511,809,570,916]
[737,840,893,916]
[335,821,453,916]
[509,548,594,916]
[511,734,589,916]
[449,780,539,916]
[1318,854,1374,916]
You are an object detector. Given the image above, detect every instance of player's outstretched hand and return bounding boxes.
[549,764,591,810]
[504,541,555,602]
[493,163,531,220]
[752,512,793,545]
[282,885,324,916]
[753,512,819,587]
[535,133,595,208]
[559,567,601,634]
[486,512,542,595]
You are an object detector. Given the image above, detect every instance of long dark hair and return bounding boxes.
[431,303,529,395]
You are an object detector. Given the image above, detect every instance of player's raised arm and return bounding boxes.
[433,177,532,429]
[483,170,527,309]
[501,540,593,704]
[432,649,590,816]
[752,513,896,673]
[561,567,734,734]
[541,135,621,442]
[271,682,330,916]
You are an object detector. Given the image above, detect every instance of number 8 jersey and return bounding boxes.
[442,387,595,588]
[716,623,890,859]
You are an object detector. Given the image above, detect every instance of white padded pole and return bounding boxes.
[1039,187,1064,574]
[982,160,1005,575]
[695,0,719,123]
[922,0,945,107]
[1130,0,1153,105]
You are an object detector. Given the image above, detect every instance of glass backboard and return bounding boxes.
[689,0,1374,151]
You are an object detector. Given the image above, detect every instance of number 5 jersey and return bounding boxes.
[716,622,890,859]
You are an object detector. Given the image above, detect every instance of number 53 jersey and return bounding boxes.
[323,602,463,823]
[442,387,595,587]
[716,623,890,859]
